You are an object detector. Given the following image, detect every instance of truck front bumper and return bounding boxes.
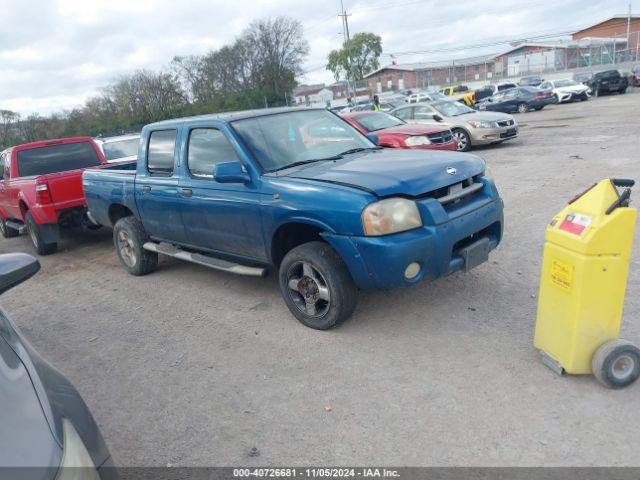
[324,192,504,290]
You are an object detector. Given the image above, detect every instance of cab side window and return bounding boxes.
[187,128,241,178]
[147,129,177,175]
[1,152,9,179]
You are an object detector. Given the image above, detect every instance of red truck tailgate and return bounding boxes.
[41,169,86,206]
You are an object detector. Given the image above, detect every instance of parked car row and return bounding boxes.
[391,101,517,151]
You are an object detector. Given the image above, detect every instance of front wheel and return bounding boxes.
[279,241,358,330]
[25,212,57,255]
[113,216,158,276]
[517,102,529,114]
[452,128,471,152]
[592,339,640,389]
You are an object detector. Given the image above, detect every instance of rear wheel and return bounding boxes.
[113,216,157,276]
[26,212,57,255]
[619,88,627,94]
[452,128,471,152]
[517,102,528,114]
[279,241,357,330]
[0,218,19,238]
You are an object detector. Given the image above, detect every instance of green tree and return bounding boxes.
[327,32,382,83]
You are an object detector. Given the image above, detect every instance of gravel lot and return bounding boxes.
[2,90,640,467]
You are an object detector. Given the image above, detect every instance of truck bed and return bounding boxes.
[82,162,138,227]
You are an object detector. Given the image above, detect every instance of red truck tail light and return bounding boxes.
[35,181,53,204]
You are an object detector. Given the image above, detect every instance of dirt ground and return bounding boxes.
[2,90,640,467]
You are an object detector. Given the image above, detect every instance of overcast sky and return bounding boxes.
[0,0,632,115]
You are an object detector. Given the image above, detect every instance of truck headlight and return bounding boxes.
[469,120,493,128]
[362,198,422,236]
[56,419,100,480]
[404,135,431,146]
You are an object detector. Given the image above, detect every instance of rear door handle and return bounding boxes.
[142,186,151,193]
[180,189,193,197]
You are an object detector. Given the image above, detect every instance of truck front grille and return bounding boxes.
[422,176,485,206]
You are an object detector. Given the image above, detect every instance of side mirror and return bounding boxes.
[214,161,251,184]
[433,114,443,122]
[366,133,379,145]
[0,253,40,295]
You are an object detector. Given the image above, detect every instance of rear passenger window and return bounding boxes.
[147,130,176,175]
[187,128,240,178]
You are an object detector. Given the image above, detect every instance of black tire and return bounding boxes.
[279,241,357,330]
[452,128,471,152]
[619,88,627,94]
[113,216,157,276]
[25,212,57,255]
[517,102,529,114]
[534,106,544,111]
[0,218,19,238]
[592,339,640,389]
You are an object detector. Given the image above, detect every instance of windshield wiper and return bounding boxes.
[269,147,381,172]
[338,146,382,155]
[269,158,334,172]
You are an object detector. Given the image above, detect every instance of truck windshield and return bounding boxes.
[102,138,139,160]
[231,110,374,172]
[17,142,101,177]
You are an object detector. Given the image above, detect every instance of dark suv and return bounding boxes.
[585,70,628,96]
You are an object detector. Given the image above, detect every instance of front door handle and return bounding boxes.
[180,188,193,197]
[142,185,151,193]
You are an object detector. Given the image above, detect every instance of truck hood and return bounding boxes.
[285,149,485,197]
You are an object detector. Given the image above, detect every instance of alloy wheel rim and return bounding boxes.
[454,132,467,150]
[518,103,527,113]
[117,230,137,267]
[612,354,635,380]
[0,220,5,235]
[286,261,331,318]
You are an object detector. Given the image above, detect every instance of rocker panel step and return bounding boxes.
[143,242,267,277]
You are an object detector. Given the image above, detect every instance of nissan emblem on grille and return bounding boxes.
[446,167,457,175]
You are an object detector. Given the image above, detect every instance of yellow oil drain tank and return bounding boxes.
[534,178,640,388]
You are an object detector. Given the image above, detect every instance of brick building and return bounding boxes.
[572,14,640,52]
[363,54,495,93]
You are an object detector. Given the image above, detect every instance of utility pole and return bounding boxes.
[338,0,353,98]
[627,3,632,45]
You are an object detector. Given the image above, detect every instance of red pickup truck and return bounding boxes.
[0,137,107,254]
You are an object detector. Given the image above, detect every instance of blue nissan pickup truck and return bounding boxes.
[83,107,503,329]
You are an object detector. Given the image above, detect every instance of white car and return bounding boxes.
[94,134,140,163]
[539,79,590,103]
